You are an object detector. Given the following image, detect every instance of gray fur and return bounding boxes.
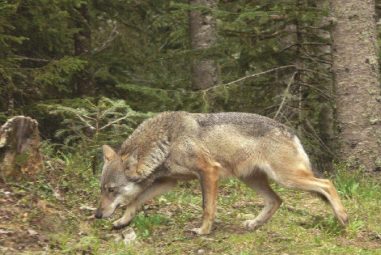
[117,111,295,180]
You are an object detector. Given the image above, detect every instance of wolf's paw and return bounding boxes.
[190,227,210,235]
[243,219,263,231]
[112,218,131,230]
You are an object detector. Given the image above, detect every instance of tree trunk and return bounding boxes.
[0,116,43,180]
[189,0,219,90]
[74,1,94,96]
[330,0,381,171]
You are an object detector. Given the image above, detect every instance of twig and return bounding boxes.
[82,114,96,121]
[299,82,332,100]
[100,115,129,130]
[119,65,296,95]
[300,55,332,65]
[202,65,296,92]
[92,24,119,54]
[74,113,95,131]
[222,29,288,41]
[304,120,335,156]
[299,68,331,79]
[279,42,331,53]
[274,72,298,120]
[14,56,51,62]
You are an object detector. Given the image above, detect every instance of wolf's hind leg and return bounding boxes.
[241,172,282,230]
[112,178,177,229]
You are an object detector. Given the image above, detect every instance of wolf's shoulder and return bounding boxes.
[140,111,192,128]
[121,112,191,147]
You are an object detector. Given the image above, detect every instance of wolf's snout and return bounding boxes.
[94,208,103,219]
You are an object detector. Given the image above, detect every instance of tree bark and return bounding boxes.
[330,0,381,171]
[0,116,43,180]
[189,0,219,90]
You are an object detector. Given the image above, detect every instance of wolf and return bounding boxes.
[94,111,348,235]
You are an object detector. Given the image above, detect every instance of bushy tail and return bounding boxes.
[311,169,329,203]
[293,136,329,204]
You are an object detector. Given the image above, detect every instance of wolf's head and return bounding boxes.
[94,145,142,219]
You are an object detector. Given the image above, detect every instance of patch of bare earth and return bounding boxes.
[337,230,381,250]
[0,182,65,254]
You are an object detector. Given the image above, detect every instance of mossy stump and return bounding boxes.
[0,116,43,180]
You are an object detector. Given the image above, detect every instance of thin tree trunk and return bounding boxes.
[189,0,219,90]
[74,1,94,96]
[330,0,381,171]
[316,0,336,171]
[295,0,304,138]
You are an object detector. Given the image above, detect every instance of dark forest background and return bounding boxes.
[1,1,381,173]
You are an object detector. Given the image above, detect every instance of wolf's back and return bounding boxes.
[193,112,294,138]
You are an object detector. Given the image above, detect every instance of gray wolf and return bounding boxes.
[94,111,348,235]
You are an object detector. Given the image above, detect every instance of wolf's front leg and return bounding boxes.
[192,167,219,235]
[112,179,177,229]
[112,202,138,229]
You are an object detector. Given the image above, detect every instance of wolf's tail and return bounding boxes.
[311,169,329,203]
[293,135,329,203]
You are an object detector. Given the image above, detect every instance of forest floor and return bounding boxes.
[1,157,381,255]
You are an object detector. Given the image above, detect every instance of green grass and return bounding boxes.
[2,157,381,255]
[132,213,169,238]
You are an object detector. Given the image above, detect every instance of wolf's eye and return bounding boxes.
[108,187,115,193]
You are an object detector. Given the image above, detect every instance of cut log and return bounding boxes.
[0,116,43,180]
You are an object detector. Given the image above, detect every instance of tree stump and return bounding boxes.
[0,116,43,180]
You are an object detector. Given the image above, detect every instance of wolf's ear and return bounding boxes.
[102,145,116,162]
